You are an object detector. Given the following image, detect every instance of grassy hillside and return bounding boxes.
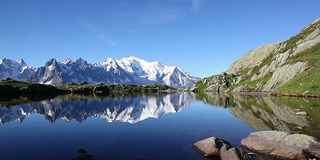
[190,19,319,96]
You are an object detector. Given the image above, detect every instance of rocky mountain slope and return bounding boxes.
[0,56,200,88]
[191,18,320,96]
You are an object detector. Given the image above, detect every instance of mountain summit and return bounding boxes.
[191,18,319,96]
[0,57,200,88]
[0,58,35,81]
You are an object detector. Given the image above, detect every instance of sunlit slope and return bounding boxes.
[191,18,320,96]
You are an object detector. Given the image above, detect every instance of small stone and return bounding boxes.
[293,126,303,132]
[293,109,302,112]
[220,145,249,160]
[295,111,308,116]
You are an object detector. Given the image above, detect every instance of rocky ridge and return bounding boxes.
[191,18,320,96]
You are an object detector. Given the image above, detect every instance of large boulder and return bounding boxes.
[241,131,320,160]
[192,137,252,160]
[192,137,228,157]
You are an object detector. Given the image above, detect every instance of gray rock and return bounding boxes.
[227,42,280,74]
[192,137,253,160]
[241,131,320,160]
[219,145,252,160]
[263,62,307,91]
[191,137,229,157]
[294,109,302,112]
[302,143,320,160]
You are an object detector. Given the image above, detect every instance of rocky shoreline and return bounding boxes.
[270,92,320,98]
[192,131,320,160]
[224,91,319,98]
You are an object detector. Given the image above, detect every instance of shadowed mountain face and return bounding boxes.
[194,92,320,139]
[0,93,194,124]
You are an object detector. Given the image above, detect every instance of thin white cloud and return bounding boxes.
[191,0,204,11]
[82,23,118,46]
[112,4,187,25]
[96,34,118,46]
[140,8,187,24]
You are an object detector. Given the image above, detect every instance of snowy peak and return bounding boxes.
[90,56,200,88]
[0,58,35,81]
[2,57,200,88]
[19,59,27,65]
[45,58,58,67]
[62,58,73,64]
[106,56,200,88]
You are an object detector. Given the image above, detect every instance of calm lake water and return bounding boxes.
[0,93,319,160]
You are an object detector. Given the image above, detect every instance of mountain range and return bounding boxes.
[191,18,320,96]
[0,56,200,88]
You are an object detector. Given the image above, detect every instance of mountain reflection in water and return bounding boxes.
[0,92,319,159]
[1,92,318,139]
[0,93,194,124]
[195,92,320,139]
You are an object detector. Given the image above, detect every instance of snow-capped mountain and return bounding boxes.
[0,58,35,81]
[0,57,200,88]
[27,56,200,88]
[95,56,200,88]
[0,93,195,124]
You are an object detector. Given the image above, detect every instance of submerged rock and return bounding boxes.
[241,131,320,160]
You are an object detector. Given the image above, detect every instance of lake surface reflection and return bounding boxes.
[196,93,320,139]
[0,93,318,160]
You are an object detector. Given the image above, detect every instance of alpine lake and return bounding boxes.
[0,92,319,160]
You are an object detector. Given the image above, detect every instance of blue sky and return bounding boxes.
[0,0,319,78]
